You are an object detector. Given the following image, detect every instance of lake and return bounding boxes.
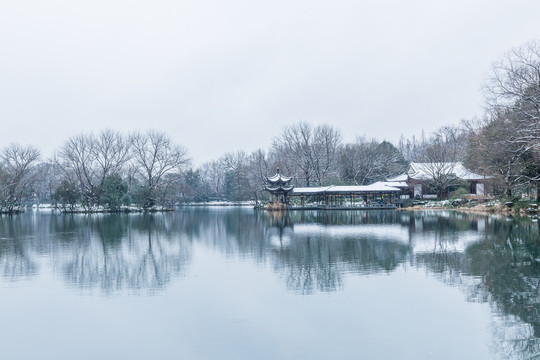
[1,208,539,359]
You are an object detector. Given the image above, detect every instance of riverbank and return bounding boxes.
[182,201,256,207]
[1,202,258,214]
[400,198,538,217]
[1,204,174,214]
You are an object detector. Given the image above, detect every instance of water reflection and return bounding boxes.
[265,212,409,294]
[2,209,540,357]
[464,217,540,358]
[0,213,193,294]
[0,215,40,279]
[0,209,520,294]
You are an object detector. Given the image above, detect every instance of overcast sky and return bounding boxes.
[1,0,539,165]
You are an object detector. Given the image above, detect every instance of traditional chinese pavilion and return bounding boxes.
[264,169,401,209]
[265,169,294,204]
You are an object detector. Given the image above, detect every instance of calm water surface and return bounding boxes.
[1,208,540,359]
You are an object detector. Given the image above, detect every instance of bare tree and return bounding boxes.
[418,139,462,200]
[312,124,342,185]
[57,134,96,206]
[481,40,540,197]
[432,125,469,161]
[398,134,425,162]
[199,160,225,201]
[247,149,271,204]
[91,129,131,183]
[485,40,540,123]
[56,130,131,208]
[218,149,272,203]
[338,138,406,185]
[464,114,528,196]
[130,130,190,208]
[0,144,41,212]
[220,151,250,201]
[272,122,342,186]
[273,122,316,186]
[339,138,380,185]
[33,161,63,205]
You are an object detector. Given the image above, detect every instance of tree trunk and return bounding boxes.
[253,191,259,206]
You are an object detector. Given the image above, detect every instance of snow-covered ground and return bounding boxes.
[183,201,256,207]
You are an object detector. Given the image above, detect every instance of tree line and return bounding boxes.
[465,41,540,199]
[1,40,539,212]
[0,130,189,212]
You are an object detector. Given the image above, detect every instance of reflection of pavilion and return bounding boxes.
[264,210,294,248]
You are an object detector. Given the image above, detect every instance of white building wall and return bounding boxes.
[476,183,484,196]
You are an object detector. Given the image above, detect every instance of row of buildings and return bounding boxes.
[265,163,487,208]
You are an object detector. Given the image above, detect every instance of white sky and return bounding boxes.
[0,0,539,165]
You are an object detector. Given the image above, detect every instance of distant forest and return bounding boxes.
[1,40,540,212]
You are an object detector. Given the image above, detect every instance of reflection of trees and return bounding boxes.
[177,208,270,262]
[414,252,471,288]
[0,213,193,293]
[53,214,192,294]
[271,233,410,294]
[5,209,540,359]
[287,209,403,226]
[1,209,417,294]
[408,212,486,287]
[266,210,486,294]
[0,236,38,279]
[405,213,540,359]
[273,235,344,294]
[463,218,540,359]
[265,210,411,294]
[0,214,40,279]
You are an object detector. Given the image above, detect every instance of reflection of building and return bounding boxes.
[265,169,294,204]
[264,211,294,249]
[388,162,487,199]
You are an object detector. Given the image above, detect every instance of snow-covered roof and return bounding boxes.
[292,183,400,195]
[292,186,334,194]
[265,185,294,192]
[361,182,402,192]
[407,162,485,181]
[386,174,408,182]
[378,181,409,188]
[267,173,292,183]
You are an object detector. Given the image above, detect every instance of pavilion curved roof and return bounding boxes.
[267,173,292,184]
[265,185,294,192]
